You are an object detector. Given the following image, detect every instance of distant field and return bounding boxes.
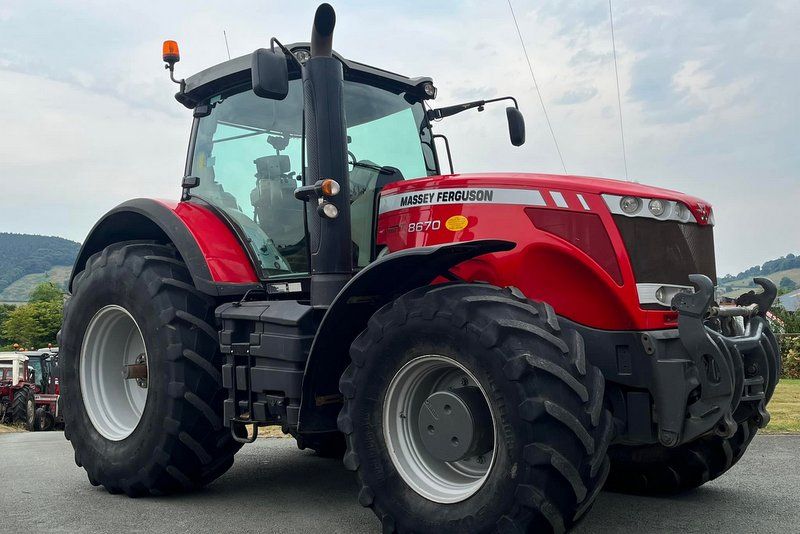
[0,265,71,302]
[720,267,800,298]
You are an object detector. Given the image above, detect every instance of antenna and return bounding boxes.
[609,0,629,181]
[506,0,567,174]
[223,30,232,60]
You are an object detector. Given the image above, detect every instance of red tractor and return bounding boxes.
[27,349,62,431]
[60,5,780,532]
[0,349,61,431]
[1,353,38,430]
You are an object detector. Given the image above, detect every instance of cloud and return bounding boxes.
[0,0,797,275]
[555,86,598,105]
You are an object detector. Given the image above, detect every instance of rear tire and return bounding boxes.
[339,284,613,533]
[12,388,35,431]
[606,418,759,495]
[60,241,241,496]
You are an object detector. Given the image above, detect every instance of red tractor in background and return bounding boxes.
[27,349,62,431]
[0,349,60,430]
[1,353,37,430]
[59,4,780,533]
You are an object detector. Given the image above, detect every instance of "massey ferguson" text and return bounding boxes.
[399,189,495,207]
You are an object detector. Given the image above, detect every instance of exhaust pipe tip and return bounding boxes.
[311,3,336,57]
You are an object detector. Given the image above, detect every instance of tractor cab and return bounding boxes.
[21,350,58,394]
[178,45,440,278]
[172,42,522,282]
[0,353,27,386]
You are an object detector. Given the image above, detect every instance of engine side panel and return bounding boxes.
[377,176,688,331]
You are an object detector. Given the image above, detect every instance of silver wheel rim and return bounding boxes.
[80,305,148,441]
[383,355,497,504]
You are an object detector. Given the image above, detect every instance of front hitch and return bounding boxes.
[652,275,781,447]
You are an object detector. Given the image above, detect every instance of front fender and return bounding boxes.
[70,198,261,297]
[298,239,515,432]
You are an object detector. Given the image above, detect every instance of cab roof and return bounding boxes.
[176,42,433,109]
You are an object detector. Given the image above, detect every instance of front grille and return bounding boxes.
[612,215,717,285]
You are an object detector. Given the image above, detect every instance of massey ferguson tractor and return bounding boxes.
[60,4,780,532]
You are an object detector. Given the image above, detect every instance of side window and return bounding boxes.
[192,82,308,277]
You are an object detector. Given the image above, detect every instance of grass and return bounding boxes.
[0,423,25,433]
[763,379,800,434]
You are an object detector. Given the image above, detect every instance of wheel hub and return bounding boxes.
[383,355,497,504]
[418,387,493,462]
[80,305,149,441]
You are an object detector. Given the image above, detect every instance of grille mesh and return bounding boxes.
[612,215,717,285]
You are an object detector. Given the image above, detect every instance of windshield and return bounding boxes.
[191,77,436,277]
[27,357,42,384]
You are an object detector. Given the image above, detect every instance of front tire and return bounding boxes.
[60,241,240,496]
[606,418,759,495]
[338,284,613,533]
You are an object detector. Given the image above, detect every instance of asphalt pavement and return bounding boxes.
[1,432,797,533]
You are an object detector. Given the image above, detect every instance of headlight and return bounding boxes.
[620,196,642,214]
[293,49,311,64]
[604,194,699,224]
[648,199,667,217]
[673,202,690,222]
[318,202,339,219]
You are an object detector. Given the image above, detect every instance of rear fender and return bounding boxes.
[298,239,515,432]
[69,198,261,297]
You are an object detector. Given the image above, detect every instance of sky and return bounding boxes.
[0,0,797,276]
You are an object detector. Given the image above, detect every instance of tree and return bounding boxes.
[771,304,800,334]
[1,300,62,349]
[779,276,797,292]
[0,303,17,347]
[29,281,64,303]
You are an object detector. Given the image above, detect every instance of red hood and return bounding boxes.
[382,172,713,222]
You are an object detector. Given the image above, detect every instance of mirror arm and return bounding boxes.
[270,37,304,70]
[485,95,519,109]
[427,95,519,121]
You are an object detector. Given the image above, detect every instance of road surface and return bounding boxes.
[1,432,797,533]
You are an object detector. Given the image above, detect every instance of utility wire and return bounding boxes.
[608,0,629,181]
[507,0,567,174]
[223,30,232,60]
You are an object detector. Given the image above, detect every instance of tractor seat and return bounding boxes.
[254,155,293,182]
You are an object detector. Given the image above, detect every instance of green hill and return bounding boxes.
[0,266,73,303]
[0,233,80,299]
[718,253,800,298]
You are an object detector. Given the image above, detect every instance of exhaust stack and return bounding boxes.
[303,3,352,307]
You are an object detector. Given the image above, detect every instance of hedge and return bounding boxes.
[781,335,800,379]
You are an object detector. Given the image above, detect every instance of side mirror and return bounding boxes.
[506,107,526,147]
[251,48,289,100]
